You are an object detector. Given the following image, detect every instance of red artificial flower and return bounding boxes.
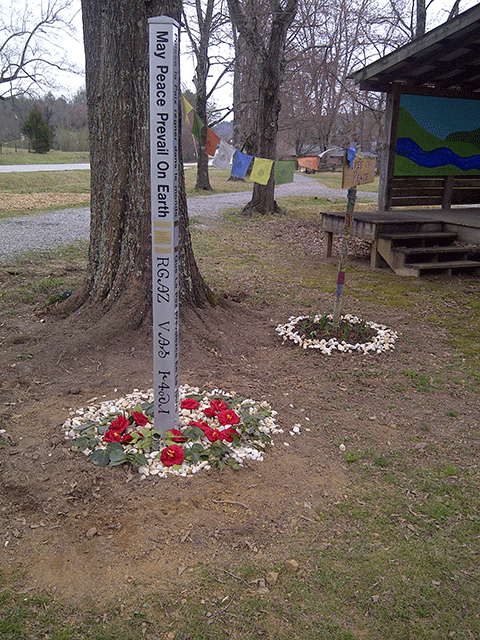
[131,411,149,426]
[109,415,129,433]
[210,399,228,413]
[103,429,122,443]
[160,444,185,467]
[219,427,240,442]
[204,427,224,443]
[181,398,200,410]
[169,429,188,443]
[217,408,240,426]
[202,407,217,418]
[189,419,210,432]
[121,432,133,444]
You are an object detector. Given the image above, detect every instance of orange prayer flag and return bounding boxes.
[205,128,221,156]
[297,156,319,171]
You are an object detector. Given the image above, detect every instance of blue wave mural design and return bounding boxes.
[396,137,480,171]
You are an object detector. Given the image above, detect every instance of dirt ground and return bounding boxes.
[1,210,479,607]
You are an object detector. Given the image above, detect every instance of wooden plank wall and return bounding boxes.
[390,175,480,208]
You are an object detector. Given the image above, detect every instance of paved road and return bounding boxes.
[0,163,90,173]
[0,172,376,261]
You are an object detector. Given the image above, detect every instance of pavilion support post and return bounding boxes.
[442,175,454,209]
[378,86,401,212]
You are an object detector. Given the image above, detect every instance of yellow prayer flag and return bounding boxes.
[183,95,194,125]
[250,157,273,185]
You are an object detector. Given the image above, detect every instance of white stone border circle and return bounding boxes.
[275,313,398,355]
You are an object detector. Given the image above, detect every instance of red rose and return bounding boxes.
[202,407,216,418]
[103,429,122,443]
[131,411,149,426]
[160,444,185,467]
[169,429,188,443]
[109,415,129,433]
[121,432,133,444]
[210,399,227,413]
[181,398,200,410]
[217,409,240,426]
[219,427,240,442]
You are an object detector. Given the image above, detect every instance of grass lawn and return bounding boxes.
[1,167,480,639]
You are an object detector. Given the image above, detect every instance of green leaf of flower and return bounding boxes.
[183,426,203,441]
[140,401,154,416]
[106,442,125,454]
[136,437,152,451]
[185,449,200,463]
[127,453,148,467]
[109,448,128,466]
[73,420,98,433]
[90,449,110,467]
[191,443,205,454]
[184,394,203,402]
[185,442,205,463]
[71,436,91,450]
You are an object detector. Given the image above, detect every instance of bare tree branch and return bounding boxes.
[0,0,80,99]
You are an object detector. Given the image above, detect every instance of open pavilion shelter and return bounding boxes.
[322,5,480,276]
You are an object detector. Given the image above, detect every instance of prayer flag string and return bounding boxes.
[182,95,329,187]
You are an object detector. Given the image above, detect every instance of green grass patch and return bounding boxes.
[0,149,90,165]
[184,165,253,196]
[0,170,90,195]
[1,243,88,309]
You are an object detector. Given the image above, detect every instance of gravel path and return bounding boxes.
[0,173,376,260]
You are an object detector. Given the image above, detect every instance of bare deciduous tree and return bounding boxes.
[0,0,79,99]
[182,0,232,190]
[227,0,298,214]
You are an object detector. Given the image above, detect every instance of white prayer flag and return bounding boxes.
[212,140,235,171]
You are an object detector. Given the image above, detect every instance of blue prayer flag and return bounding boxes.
[231,150,253,179]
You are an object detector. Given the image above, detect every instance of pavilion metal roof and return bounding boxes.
[351,4,480,99]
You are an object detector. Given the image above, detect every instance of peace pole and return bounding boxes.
[149,16,180,435]
[332,148,376,326]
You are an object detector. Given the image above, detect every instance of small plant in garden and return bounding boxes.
[276,313,397,355]
[47,288,73,305]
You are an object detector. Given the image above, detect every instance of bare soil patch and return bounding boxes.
[0,192,90,212]
[1,198,479,610]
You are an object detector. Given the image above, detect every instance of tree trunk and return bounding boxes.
[77,0,211,327]
[246,48,283,214]
[194,109,212,190]
[188,0,214,191]
[227,0,298,215]
[415,0,426,37]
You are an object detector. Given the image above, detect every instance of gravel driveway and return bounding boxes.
[0,173,375,260]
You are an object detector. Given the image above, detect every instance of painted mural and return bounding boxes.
[394,94,480,176]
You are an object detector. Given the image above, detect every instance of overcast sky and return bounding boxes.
[52,0,479,103]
